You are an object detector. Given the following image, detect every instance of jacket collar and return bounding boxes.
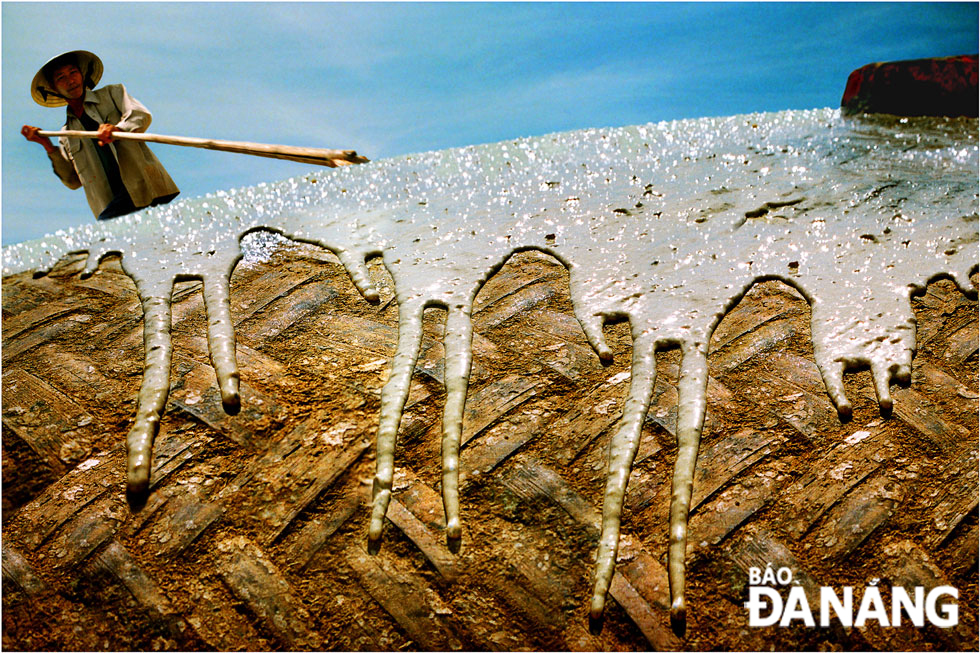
[65,88,101,123]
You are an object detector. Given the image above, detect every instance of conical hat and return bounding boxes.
[30,50,103,107]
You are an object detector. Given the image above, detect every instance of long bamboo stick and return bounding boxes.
[37,130,369,168]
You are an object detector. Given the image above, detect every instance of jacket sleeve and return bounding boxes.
[108,83,152,133]
[47,141,82,190]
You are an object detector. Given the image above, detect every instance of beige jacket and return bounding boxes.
[47,84,179,217]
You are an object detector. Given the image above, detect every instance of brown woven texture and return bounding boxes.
[3,243,977,651]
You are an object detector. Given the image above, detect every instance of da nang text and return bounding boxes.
[744,565,958,628]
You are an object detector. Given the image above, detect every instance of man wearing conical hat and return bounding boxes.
[21,50,179,220]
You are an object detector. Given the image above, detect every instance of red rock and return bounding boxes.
[841,55,978,117]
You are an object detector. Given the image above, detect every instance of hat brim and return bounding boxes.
[31,50,103,107]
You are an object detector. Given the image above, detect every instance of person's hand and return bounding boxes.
[96,123,116,146]
[21,125,46,144]
[21,125,56,152]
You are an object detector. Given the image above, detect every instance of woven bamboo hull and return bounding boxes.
[3,242,977,651]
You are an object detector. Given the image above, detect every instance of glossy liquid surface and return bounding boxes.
[5,109,977,622]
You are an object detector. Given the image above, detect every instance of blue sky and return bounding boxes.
[2,1,977,245]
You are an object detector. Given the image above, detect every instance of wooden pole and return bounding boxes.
[37,130,369,168]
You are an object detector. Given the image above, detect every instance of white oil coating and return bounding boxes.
[369,299,425,543]
[590,329,658,620]
[441,303,474,541]
[3,109,977,623]
[201,272,241,413]
[125,277,174,497]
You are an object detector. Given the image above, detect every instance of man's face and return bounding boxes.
[51,63,84,100]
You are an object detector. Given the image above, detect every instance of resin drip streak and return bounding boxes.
[4,109,977,626]
[441,304,475,541]
[126,280,174,499]
[591,330,657,620]
[202,273,241,414]
[369,300,426,544]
